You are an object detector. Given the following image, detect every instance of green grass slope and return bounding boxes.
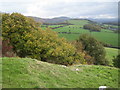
[2,57,119,88]
[41,19,119,47]
[52,25,119,47]
[40,20,119,47]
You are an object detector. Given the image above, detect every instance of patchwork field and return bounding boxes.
[41,19,119,47]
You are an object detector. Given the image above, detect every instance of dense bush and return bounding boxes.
[77,34,109,65]
[2,13,86,65]
[113,54,120,68]
[23,28,86,65]
[71,41,94,65]
[83,24,101,32]
[2,13,40,57]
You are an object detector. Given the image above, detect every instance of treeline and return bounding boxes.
[2,13,111,66]
[43,22,74,25]
[51,25,64,29]
[41,25,65,29]
[83,24,101,32]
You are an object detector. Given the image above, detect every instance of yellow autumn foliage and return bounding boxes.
[2,13,86,65]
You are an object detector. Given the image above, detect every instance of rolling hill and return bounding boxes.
[28,15,118,24]
[27,16,71,24]
[48,19,119,47]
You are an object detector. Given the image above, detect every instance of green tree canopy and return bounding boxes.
[77,34,108,65]
[113,54,120,68]
[2,13,85,65]
[2,13,40,56]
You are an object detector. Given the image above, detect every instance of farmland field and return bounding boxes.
[40,19,119,66]
[41,19,119,47]
[52,25,119,47]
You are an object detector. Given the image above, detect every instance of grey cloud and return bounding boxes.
[0,1,118,18]
[40,2,117,18]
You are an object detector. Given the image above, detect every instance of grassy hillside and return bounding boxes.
[2,57,119,88]
[105,47,118,66]
[46,19,119,47]
[52,25,118,47]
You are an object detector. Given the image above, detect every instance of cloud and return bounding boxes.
[0,0,118,18]
[94,14,117,19]
[0,0,119,2]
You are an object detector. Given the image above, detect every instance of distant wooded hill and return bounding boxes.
[27,16,71,24]
[27,16,118,25]
[88,18,118,23]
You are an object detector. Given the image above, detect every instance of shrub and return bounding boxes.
[23,28,85,65]
[113,54,120,68]
[77,34,108,65]
[71,41,94,65]
[2,13,85,65]
[2,13,40,57]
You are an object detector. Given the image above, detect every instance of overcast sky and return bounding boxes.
[0,0,119,18]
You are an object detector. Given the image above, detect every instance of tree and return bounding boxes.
[23,28,86,65]
[77,34,108,65]
[113,54,120,68]
[71,41,94,65]
[2,13,40,57]
[2,13,85,66]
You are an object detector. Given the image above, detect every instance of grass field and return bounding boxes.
[52,26,119,47]
[46,19,119,47]
[2,57,119,88]
[105,47,118,66]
